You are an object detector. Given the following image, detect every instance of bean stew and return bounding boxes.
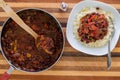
[1,9,64,72]
[78,12,108,43]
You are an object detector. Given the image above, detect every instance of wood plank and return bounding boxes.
[1,70,120,76]
[1,63,120,71]
[0,57,120,67]
[60,56,119,61]
[1,65,120,71]
[52,66,120,71]
[0,3,119,9]
[0,8,120,16]
[0,17,8,21]
[6,75,120,80]
[0,60,8,65]
[3,0,120,4]
[56,61,120,67]
[6,2,74,8]
[0,27,2,30]
[0,8,72,13]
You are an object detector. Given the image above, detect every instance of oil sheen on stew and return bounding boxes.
[1,9,63,72]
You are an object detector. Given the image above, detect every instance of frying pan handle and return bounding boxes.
[0,72,10,80]
[0,66,14,80]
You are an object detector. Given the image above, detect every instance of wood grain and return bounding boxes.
[3,0,120,4]
[8,76,120,80]
[0,0,120,80]
[0,3,119,9]
[1,70,120,76]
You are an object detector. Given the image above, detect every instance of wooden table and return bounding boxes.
[0,0,120,80]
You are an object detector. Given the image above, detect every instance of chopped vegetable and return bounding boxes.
[26,53,31,58]
[13,40,18,53]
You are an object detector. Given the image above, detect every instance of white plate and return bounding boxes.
[66,0,120,56]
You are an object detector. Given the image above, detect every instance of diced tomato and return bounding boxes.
[89,22,95,25]
[44,23,49,29]
[83,28,89,33]
[94,29,98,34]
[91,25,98,30]
[84,24,88,27]
[81,18,84,23]
[102,21,107,27]
[91,30,98,37]
[91,32,95,37]
[31,25,39,31]
[90,15,96,20]
[88,19,91,22]
[99,14,104,19]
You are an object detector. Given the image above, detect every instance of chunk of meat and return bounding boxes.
[31,25,39,31]
[36,35,55,54]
